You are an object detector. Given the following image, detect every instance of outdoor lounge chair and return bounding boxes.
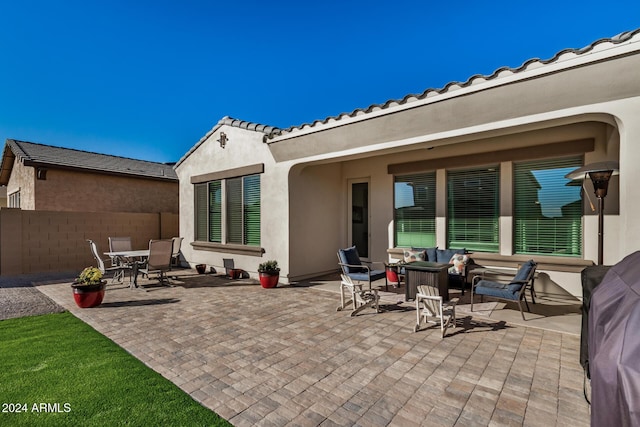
[471,260,537,320]
[337,246,387,290]
[87,239,130,283]
[414,284,458,337]
[337,274,380,316]
[138,239,173,287]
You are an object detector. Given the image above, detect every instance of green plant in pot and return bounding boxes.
[258,260,280,288]
[71,267,107,308]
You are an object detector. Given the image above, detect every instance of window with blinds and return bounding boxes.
[514,157,582,257]
[194,174,260,247]
[194,183,208,241]
[394,173,436,247]
[447,166,499,252]
[243,175,261,246]
[208,181,222,243]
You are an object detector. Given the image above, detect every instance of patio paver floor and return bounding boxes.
[35,270,590,426]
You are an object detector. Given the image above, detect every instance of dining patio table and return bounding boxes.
[104,249,149,289]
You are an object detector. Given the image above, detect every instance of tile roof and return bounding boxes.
[263,28,640,141]
[174,116,281,167]
[3,139,178,181]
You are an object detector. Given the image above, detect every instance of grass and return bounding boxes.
[0,312,231,426]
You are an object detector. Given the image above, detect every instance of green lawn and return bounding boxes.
[0,312,231,426]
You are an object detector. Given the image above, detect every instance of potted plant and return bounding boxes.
[258,260,280,288]
[71,267,107,308]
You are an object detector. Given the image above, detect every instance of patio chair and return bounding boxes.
[414,284,458,337]
[108,235,133,265]
[471,260,537,320]
[337,274,380,316]
[108,236,132,253]
[87,239,129,283]
[337,246,387,290]
[171,237,183,267]
[138,239,174,287]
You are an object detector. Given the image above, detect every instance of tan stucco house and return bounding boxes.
[0,139,179,213]
[175,29,640,298]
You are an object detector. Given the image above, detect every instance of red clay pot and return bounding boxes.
[258,271,279,288]
[71,282,106,308]
[386,269,400,283]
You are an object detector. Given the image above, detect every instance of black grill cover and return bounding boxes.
[589,251,640,426]
[580,265,611,377]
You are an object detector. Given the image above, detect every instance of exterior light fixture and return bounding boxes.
[218,132,228,149]
[565,161,619,265]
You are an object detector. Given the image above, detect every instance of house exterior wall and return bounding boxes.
[32,168,178,213]
[6,157,35,209]
[176,125,291,276]
[5,158,178,213]
[178,36,640,297]
[285,120,619,296]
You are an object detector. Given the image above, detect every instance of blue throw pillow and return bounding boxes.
[436,248,465,263]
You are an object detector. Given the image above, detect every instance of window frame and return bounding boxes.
[446,165,500,252]
[393,172,437,248]
[513,156,583,257]
[192,165,264,256]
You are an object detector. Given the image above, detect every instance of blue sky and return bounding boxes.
[1,1,638,163]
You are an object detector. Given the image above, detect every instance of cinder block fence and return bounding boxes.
[0,208,178,276]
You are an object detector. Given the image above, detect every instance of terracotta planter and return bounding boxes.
[196,264,207,274]
[259,271,279,288]
[229,269,242,279]
[386,268,399,283]
[71,282,106,308]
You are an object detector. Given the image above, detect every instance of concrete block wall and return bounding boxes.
[0,208,179,276]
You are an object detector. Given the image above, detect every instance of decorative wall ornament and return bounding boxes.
[218,132,228,148]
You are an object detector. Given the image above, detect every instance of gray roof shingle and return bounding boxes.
[4,139,178,181]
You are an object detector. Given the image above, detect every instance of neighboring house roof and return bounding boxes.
[0,139,178,185]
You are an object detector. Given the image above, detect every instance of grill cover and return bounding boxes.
[589,251,640,426]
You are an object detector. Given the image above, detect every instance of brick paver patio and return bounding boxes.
[36,271,590,426]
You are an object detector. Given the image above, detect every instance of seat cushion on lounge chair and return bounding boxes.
[347,270,386,282]
[474,280,520,300]
[338,246,365,273]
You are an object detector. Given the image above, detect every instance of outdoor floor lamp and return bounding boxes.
[565,161,619,265]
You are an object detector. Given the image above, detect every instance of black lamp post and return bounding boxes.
[565,161,619,265]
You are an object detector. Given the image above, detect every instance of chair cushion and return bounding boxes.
[347,270,386,282]
[512,260,536,283]
[475,279,519,300]
[448,254,470,275]
[338,246,365,273]
[404,249,426,263]
[412,247,438,262]
[436,248,465,263]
